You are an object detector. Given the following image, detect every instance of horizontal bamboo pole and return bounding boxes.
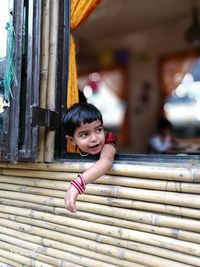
[0,176,68,191]
[2,187,200,224]
[0,255,22,267]
[1,217,200,267]
[1,169,200,194]
[0,246,53,267]
[0,218,144,266]
[1,186,200,235]
[0,233,128,267]
[1,176,200,210]
[1,162,200,266]
[1,181,200,220]
[1,226,145,267]
[1,189,200,242]
[0,181,64,198]
[1,205,200,257]
[0,226,194,267]
[0,253,79,267]
[0,239,61,267]
[0,246,82,267]
[0,161,200,182]
[1,197,200,247]
[0,241,80,267]
[2,160,197,171]
[0,248,32,266]
[88,185,200,208]
[2,212,200,267]
[55,207,200,243]
[71,202,200,233]
[0,198,56,213]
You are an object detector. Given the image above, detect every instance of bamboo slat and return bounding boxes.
[0,240,84,267]
[2,183,200,235]
[0,247,53,267]
[38,0,50,162]
[2,212,200,267]
[2,169,200,193]
[1,175,200,209]
[1,197,200,248]
[0,218,140,265]
[0,235,129,267]
[55,208,200,243]
[0,239,60,267]
[1,217,200,267]
[0,246,81,267]
[1,178,200,220]
[1,188,200,242]
[1,226,144,267]
[1,162,200,182]
[1,161,200,266]
[0,255,22,267]
[45,0,59,163]
[1,205,200,258]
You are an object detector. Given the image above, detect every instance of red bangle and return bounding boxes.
[71,180,84,194]
[70,174,86,194]
[77,174,86,190]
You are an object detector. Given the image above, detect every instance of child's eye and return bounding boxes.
[80,132,88,138]
[96,127,104,133]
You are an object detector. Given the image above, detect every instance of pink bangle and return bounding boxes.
[77,174,86,191]
[70,174,86,194]
[71,180,84,194]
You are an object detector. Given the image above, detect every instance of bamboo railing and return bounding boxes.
[0,160,200,266]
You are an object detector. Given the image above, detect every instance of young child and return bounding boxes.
[62,102,117,213]
[149,118,177,154]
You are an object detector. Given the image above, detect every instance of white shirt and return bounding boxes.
[149,135,171,153]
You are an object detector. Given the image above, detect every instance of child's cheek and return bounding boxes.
[102,138,106,146]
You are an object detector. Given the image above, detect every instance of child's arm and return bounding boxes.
[64,144,116,213]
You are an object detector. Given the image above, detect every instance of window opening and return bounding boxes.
[161,52,200,154]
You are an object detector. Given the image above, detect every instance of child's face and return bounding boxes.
[73,119,105,155]
[161,128,171,138]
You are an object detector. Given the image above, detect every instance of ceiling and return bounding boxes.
[74,0,200,41]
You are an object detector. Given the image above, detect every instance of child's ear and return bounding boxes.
[66,135,76,146]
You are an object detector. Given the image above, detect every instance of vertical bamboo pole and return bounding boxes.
[45,0,59,162]
[38,0,50,162]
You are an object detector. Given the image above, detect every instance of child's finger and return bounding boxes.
[64,187,78,213]
[66,198,77,213]
[70,199,77,213]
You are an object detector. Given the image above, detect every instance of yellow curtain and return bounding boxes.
[67,0,101,109]
[67,0,101,152]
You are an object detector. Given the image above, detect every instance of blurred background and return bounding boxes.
[0,0,200,154]
[74,0,200,154]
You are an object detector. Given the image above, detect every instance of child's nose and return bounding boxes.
[90,133,97,141]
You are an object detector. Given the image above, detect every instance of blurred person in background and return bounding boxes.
[149,118,178,154]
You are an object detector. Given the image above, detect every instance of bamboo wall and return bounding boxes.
[0,159,200,266]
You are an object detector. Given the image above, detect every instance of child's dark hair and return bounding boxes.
[158,118,172,131]
[62,102,103,137]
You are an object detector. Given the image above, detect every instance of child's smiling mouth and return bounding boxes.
[89,143,102,152]
[90,143,100,149]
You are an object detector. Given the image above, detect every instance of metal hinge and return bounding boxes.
[31,106,59,130]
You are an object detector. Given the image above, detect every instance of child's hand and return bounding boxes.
[64,184,79,213]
